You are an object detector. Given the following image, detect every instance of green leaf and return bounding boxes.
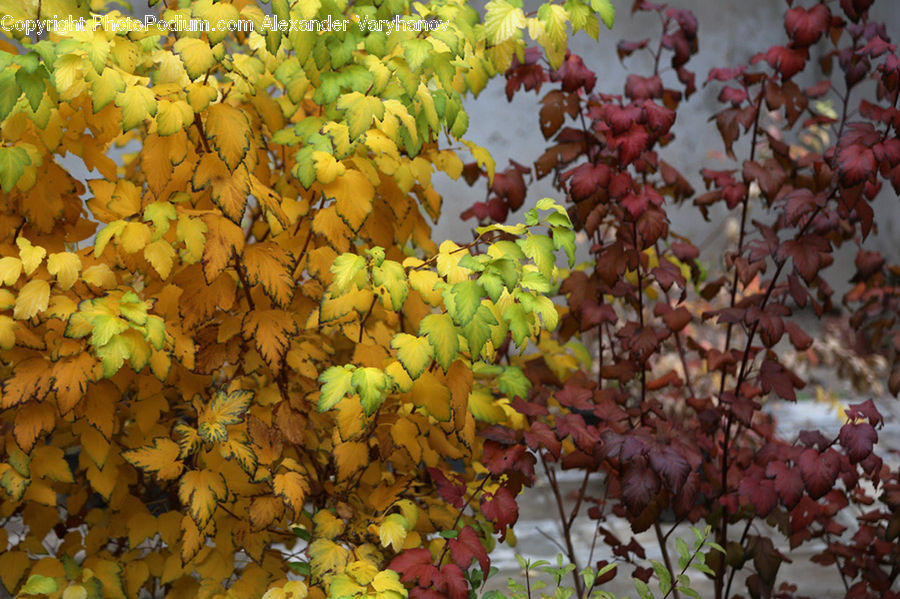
[330,253,367,292]
[336,92,385,138]
[502,303,532,348]
[418,313,459,372]
[462,304,497,360]
[373,260,408,311]
[318,365,355,412]
[484,0,526,44]
[652,560,672,596]
[20,574,58,595]
[448,280,483,326]
[96,334,131,378]
[633,577,653,599]
[15,67,46,112]
[0,70,20,123]
[591,0,615,28]
[678,587,703,599]
[391,333,433,379]
[0,146,31,193]
[521,234,556,278]
[676,537,691,568]
[498,366,530,399]
[351,367,390,415]
[552,226,576,266]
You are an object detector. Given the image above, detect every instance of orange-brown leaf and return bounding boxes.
[193,154,250,223]
[122,438,184,480]
[333,441,368,481]
[249,495,283,530]
[241,309,297,372]
[241,241,294,307]
[52,353,95,414]
[200,214,245,282]
[273,470,308,516]
[1,356,53,408]
[14,400,56,452]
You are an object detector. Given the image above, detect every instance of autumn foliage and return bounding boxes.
[0,0,616,596]
[457,0,900,598]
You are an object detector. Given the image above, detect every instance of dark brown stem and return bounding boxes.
[541,454,585,597]
[233,251,255,310]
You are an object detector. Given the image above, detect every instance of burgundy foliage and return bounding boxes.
[455,1,900,599]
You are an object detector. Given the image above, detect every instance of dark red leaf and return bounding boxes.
[798,448,840,499]
[389,548,438,584]
[448,526,490,575]
[844,398,883,426]
[625,74,663,100]
[784,4,830,46]
[739,476,778,517]
[648,446,691,494]
[621,461,661,516]
[766,460,804,509]
[428,468,465,509]
[836,143,876,186]
[441,564,468,599]
[524,421,562,458]
[838,422,877,463]
[481,487,518,541]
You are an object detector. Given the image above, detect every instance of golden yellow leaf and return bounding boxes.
[313,509,345,540]
[391,418,422,463]
[32,445,74,483]
[404,370,452,422]
[178,469,227,527]
[0,257,22,286]
[143,239,176,279]
[308,539,348,578]
[377,513,408,552]
[324,169,374,233]
[0,315,16,349]
[122,438,184,480]
[312,205,352,253]
[128,511,157,548]
[0,550,30,593]
[16,237,46,275]
[313,151,345,184]
[46,252,82,290]
[14,400,56,452]
[81,264,117,288]
[273,470,309,515]
[14,279,51,320]
[120,222,152,254]
[62,584,88,599]
[193,153,250,223]
[205,103,251,172]
[345,560,378,585]
[333,441,368,481]
[372,570,406,595]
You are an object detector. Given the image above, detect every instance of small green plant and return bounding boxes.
[482,527,724,599]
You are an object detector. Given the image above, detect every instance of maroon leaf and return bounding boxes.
[844,398,883,426]
[798,448,840,499]
[648,446,691,494]
[617,38,650,62]
[481,487,518,541]
[429,468,465,509]
[838,422,877,463]
[739,476,778,517]
[766,461,804,509]
[389,548,439,584]
[778,236,830,283]
[836,143,876,186]
[784,4,830,46]
[441,564,468,599]
[625,74,663,100]
[621,461,661,516]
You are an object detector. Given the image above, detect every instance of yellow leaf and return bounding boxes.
[156,99,193,136]
[46,252,82,290]
[377,513,408,552]
[308,539,348,578]
[14,279,50,320]
[311,205,351,253]
[404,370,451,421]
[0,257,22,286]
[32,445,74,483]
[273,470,309,515]
[173,37,216,79]
[462,140,496,185]
[116,84,158,130]
[313,151,345,184]
[333,441,368,481]
[128,511,158,548]
[371,570,406,595]
[205,103,251,171]
[345,560,378,585]
[0,550,30,593]
[313,510,345,540]
[178,469,226,527]
[62,584,88,599]
[436,240,474,284]
[143,239,176,278]
[120,222,152,254]
[324,169,374,233]
[17,237,46,275]
[0,315,15,349]
[177,214,208,264]
[82,264,117,288]
[122,438,184,480]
